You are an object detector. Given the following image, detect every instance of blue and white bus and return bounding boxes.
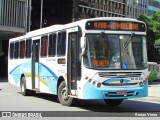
[8,17,148,106]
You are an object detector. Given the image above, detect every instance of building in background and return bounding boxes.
[0,0,29,77]
[126,0,160,18]
[1,0,160,78]
[78,0,126,19]
[126,0,148,19]
[30,0,127,30]
[148,0,160,16]
[0,0,127,77]
[31,0,73,30]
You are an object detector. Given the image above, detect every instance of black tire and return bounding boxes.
[20,76,30,96]
[104,99,123,107]
[58,81,73,106]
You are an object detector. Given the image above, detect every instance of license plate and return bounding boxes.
[117,90,127,95]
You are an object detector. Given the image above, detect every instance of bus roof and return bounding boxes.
[9,17,145,42]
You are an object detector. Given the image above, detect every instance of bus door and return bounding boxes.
[67,27,81,96]
[32,39,40,90]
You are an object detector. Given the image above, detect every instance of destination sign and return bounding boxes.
[86,21,146,31]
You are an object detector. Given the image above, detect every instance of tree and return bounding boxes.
[138,11,160,62]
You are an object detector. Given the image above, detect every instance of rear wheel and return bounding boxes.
[104,99,123,106]
[58,81,73,106]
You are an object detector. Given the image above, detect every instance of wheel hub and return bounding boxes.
[61,87,69,101]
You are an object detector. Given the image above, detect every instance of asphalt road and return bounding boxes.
[0,79,160,117]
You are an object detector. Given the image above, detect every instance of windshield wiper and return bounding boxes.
[124,33,135,48]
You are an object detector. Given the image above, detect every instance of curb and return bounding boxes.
[0,79,8,82]
[133,96,160,103]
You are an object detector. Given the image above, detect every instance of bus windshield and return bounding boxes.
[83,34,147,70]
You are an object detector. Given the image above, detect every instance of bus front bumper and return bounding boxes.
[83,82,148,100]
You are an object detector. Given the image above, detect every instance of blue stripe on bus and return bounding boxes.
[39,63,58,94]
[39,63,58,80]
[9,63,22,74]
[9,62,58,94]
[102,78,130,84]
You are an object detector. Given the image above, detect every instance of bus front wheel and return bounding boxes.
[104,99,123,106]
[58,81,73,106]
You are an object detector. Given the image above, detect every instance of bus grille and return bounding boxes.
[103,83,138,86]
[98,72,142,78]
[104,91,139,97]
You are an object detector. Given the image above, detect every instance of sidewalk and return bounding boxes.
[148,80,160,97]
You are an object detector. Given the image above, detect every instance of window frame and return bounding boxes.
[25,39,32,58]
[48,33,57,57]
[9,42,15,59]
[57,31,66,56]
[20,40,26,59]
[14,41,20,59]
[41,35,48,57]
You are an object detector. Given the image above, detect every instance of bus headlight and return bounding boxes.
[97,82,101,87]
[90,80,101,88]
[92,81,96,85]
[139,79,147,86]
[139,82,144,86]
[88,79,92,83]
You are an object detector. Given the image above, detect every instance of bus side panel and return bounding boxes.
[8,60,20,86]
[39,58,58,94]
[8,60,32,88]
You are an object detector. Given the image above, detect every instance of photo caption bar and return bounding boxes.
[0,111,160,117]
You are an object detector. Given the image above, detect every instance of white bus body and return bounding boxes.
[8,17,148,106]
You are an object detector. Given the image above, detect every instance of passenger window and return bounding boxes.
[25,39,32,58]
[48,33,56,56]
[14,41,19,59]
[57,32,66,56]
[41,36,48,57]
[10,43,14,59]
[20,41,25,58]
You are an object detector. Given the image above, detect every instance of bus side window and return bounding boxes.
[148,64,151,71]
[25,39,32,58]
[151,65,153,71]
[57,31,66,56]
[41,36,48,57]
[14,41,19,59]
[157,66,160,72]
[154,65,156,71]
[20,40,25,59]
[10,43,14,59]
[48,33,56,57]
